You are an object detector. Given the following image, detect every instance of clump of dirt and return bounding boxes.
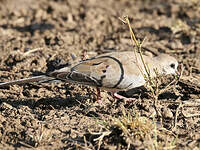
[0,0,200,149]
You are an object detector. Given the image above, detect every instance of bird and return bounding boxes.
[0,51,178,103]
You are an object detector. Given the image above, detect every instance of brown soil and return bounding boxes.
[0,0,200,149]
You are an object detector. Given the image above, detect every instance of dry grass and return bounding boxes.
[90,105,177,150]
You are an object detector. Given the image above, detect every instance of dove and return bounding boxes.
[0,51,178,103]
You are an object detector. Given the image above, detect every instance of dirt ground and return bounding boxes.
[0,0,200,149]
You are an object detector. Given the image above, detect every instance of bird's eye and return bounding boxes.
[170,63,175,69]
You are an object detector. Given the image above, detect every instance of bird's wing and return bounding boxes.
[49,55,122,88]
[49,52,146,90]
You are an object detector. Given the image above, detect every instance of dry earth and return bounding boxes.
[0,0,200,149]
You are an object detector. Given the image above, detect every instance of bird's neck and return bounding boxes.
[143,59,163,78]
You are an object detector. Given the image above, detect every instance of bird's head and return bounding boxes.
[155,54,179,75]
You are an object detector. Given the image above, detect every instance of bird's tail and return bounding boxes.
[0,75,54,87]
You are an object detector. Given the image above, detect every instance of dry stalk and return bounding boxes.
[88,129,112,150]
[23,47,43,56]
[172,97,182,131]
[120,16,158,96]
[120,16,162,118]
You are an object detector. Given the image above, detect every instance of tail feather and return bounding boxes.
[0,75,54,87]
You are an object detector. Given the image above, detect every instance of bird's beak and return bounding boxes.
[175,64,183,76]
[175,70,180,76]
